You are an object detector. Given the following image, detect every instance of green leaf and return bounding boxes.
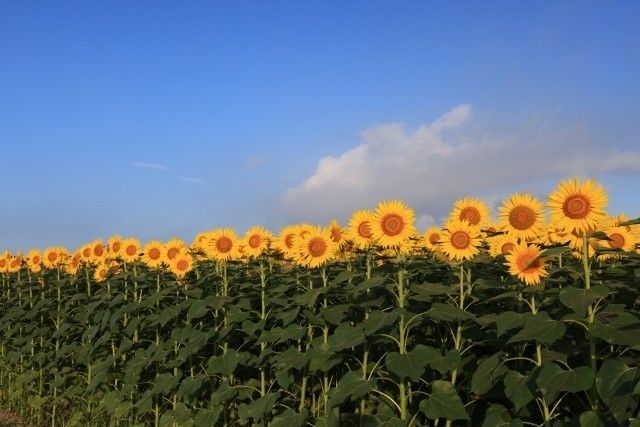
[271,408,308,427]
[385,345,437,381]
[535,363,594,400]
[176,376,203,401]
[427,303,474,322]
[481,404,523,427]
[596,359,640,424]
[419,380,469,421]
[495,312,527,337]
[507,312,566,345]
[362,311,398,335]
[504,370,535,412]
[579,410,605,427]
[237,392,279,420]
[328,323,365,352]
[618,217,640,226]
[207,349,240,376]
[328,371,376,408]
[471,353,507,395]
[187,298,209,321]
[559,286,609,317]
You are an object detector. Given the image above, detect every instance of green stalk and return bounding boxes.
[259,260,267,397]
[360,252,372,415]
[581,234,598,409]
[397,266,408,421]
[321,266,330,415]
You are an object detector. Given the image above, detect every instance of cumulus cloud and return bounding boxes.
[280,105,640,226]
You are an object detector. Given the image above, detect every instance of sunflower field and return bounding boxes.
[1,178,640,427]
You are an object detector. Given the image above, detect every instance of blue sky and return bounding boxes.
[1,1,639,250]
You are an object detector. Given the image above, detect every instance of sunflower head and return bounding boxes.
[7,254,23,273]
[170,253,193,278]
[204,228,242,262]
[347,210,376,249]
[142,240,165,268]
[26,249,43,273]
[499,193,545,241]
[43,246,67,269]
[548,178,608,234]
[89,240,106,263]
[242,226,273,258]
[120,238,141,263]
[488,233,519,258]
[449,198,491,228]
[294,226,337,268]
[423,227,442,251]
[440,220,482,262]
[164,238,186,261]
[505,243,548,286]
[595,226,637,261]
[0,252,9,273]
[108,235,123,257]
[64,251,83,275]
[370,200,416,248]
[327,219,346,247]
[274,225,301,260]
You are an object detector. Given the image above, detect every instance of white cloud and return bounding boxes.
[179,176,205,184]
[280,105,640,227]
[131,161,170,171]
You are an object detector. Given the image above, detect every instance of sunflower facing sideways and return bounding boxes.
[488,233,519,258]
[423,227,442,251]
[164,238,186,261]
[505,243,548,286]
[370,200,416,249]
[242,226,273,258]
[548,178,608,235]
[347,210,376,249]
[597,226,637,261]
[295,226,337,268]
[142,240,165,268]
[499,193,545,241]
[204,228,242,262]
[327,219,346,248]
[440,220,482,262]
[274,225,300,260]
[449,198,491,228]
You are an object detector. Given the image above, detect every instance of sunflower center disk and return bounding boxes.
[381,214,404,236]
[95,246,104,257]
[517,254,540,272]
[429,233,440,244]
[126,245,137,256]
[563,195,591,219]
[217,237,232,253]
[358,222,372,238]
[330,228,341,242]
[149,248,161,260]
[459,207,480,225]
[509,206,536,230]
[451,231,471,250]
[33,256,40,264]
[48,253,57,262]
[308,238,327,257]
[284,234,295,249]
[608,233,625,249]
[177,260,188,270]
[249,235,261,248]
[167,248,179,259]
[501,243,515,255]
[112,242,121,252]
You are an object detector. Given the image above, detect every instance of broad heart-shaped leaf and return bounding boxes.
[471,353,507,395]
[559,286,609,317]
[590,313,640,346]
[507,312,566,345]
[579,410,606,427]
[385,345,438,381]
[481,404,523,427]
[419,380,469,421]
[327,323,365,352]
[596,359,640,424]
[176,376,203,402]
[271,408,308,427]
[327,371,376,408]
[362,310,398,335]
[207,349,240,376]
[426,303,474,323]
[410,283,455,302]
[186,298,209,321]
[534,363,594,401]
[237,392,279,421]
[503,370,535,412]
[429,349,462,375]
[495,312,528,337]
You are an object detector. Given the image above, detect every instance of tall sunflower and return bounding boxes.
[347,210,376,249]
[242,226,273,258]
[107,235,123,257]
[164,238,186,261]
[0,252,9,273]
[505,244,548,286]
[26,249,42,273]
[327,219,346,248]
[440,220,481,262]
[548,178,608,234]
[597,226,636,260]
[170,253,193,278]
[120,238,141,263]
[295,226,337,268]
[499,193,545,241]
[64,252,82,275]
[142,241,165,268]
[90,239,106,263]
[7,254,23,273]
[449,198,491,228]
[488,233,518,258]
[204,228,242,262]
[370,200,416,248]
[423,226,442,251]
[274,225,300,260]
[43,246,66,269]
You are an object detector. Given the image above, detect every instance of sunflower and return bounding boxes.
[274,225,300,260]
[7,254,23,273]
[89,239,106,263]
[423,227,442,251]
[505,244,548,286]
[26,249,42,273]
[449,198,491,228]
[64,251,82,275]
[170,253,193,278]
[43,246,67,269]
[499,193,545,241]
[548,178,608,235]
[107,235,123,257]
[93,262,110,283]
[0,252,9,273]
[295,226,337,268]
[190,232,209,258]
[347,210,376,249]
[164,238,186,261]
[597,226,636,260]
[370,200,416,248]
[440,220,482,262]
[327,219,346,248]
[80,244,94,263]
[142,241,165,268]
[204,228,242,262]
[242,226,273,258]
[120,238,141,263]
[488,234,519,258]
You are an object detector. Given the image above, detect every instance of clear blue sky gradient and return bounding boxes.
[1,1,639,250]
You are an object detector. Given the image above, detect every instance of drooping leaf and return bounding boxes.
[419,380,469,421]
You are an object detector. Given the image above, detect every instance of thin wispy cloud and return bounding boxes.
[131,161,170,171]
[179,176,205,184]
[245,156,268,171]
